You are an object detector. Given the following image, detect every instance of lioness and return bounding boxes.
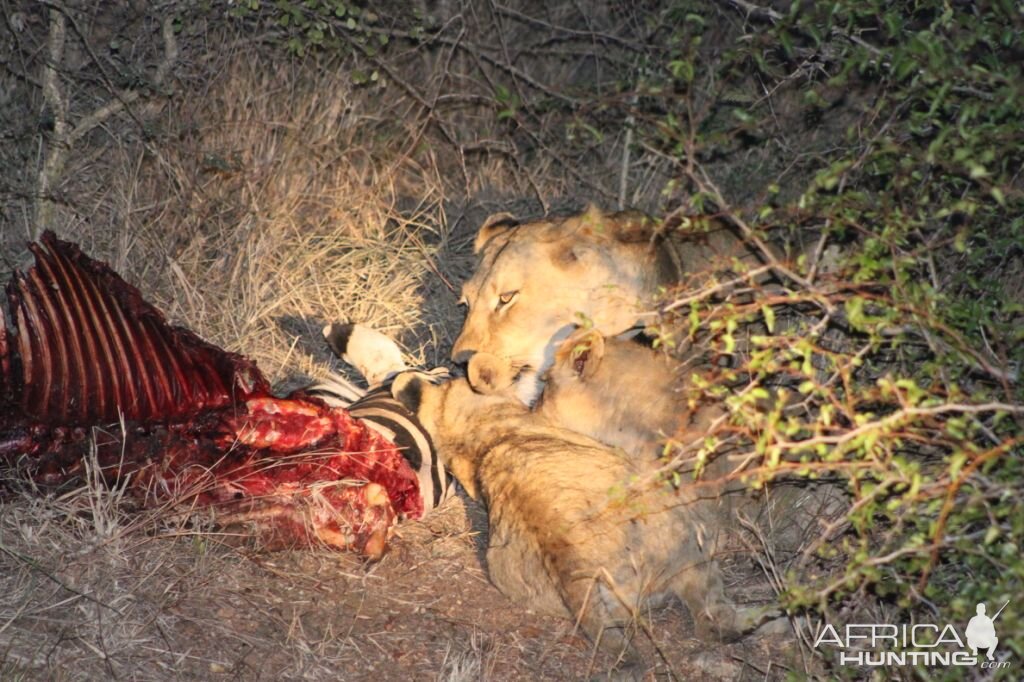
[391,371,776,678]
[452,204,754,404]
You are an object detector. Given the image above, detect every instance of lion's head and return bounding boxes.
[451,205,678,404]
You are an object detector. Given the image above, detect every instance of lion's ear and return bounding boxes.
[473,212,519,254]
[607,209,661,243]
[555,328,606,380]
[574,204,660,244]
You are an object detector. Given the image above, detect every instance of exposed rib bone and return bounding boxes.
[5,233,268,425]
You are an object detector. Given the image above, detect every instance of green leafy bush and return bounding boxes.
[645,0,1022,673]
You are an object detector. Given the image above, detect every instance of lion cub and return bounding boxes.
[536,329,696,456]
[391,372,774,677]
[469,328,720,462]
[537,328,708,458]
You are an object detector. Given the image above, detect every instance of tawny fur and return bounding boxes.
[452,204,753,405]
[537,329,716,458]
[470,329,722,460]
[392,374,775,677]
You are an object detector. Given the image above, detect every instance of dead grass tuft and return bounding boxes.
[37,48,464,392]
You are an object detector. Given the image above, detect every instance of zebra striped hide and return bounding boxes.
[303,371,456,514]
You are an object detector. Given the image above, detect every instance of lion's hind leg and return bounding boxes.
[559,570,647,681]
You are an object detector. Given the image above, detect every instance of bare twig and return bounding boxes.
[493,4,647,52]
[656,264,774,314]
[0,542,124,616]
[618,93,638,210]
[354,23,582,106]
[33,5,178,237]
[36,4,68,235]
[806,229,830,283]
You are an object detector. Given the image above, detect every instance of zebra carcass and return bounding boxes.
[0,231,423,559]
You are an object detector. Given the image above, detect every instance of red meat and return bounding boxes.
[0,232,422,559]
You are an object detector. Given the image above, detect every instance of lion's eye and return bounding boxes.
[496,290,518,310]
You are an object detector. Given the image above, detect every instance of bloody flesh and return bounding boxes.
[0,232,422,558]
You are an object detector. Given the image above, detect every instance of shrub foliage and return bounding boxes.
[643,0,1024,668]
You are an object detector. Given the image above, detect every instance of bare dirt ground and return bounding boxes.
[1,478,806,681]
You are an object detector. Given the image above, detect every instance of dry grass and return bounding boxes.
[36,50,467,392]
[2,471,680,680]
